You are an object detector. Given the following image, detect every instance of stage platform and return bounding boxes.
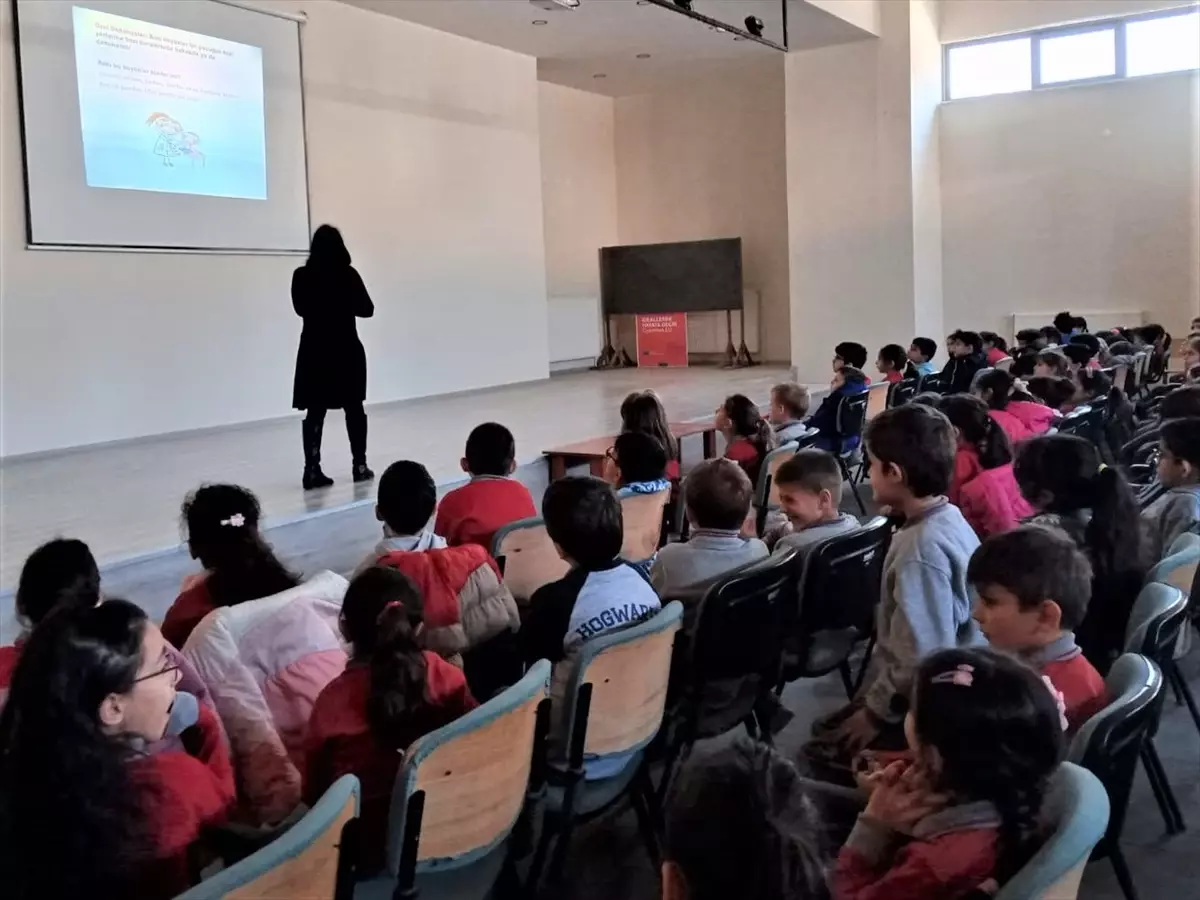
[0,365,798,635]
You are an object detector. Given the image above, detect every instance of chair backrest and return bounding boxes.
[864,383,889,421]
[792,517,891,639]
[491,517,571,605]
[887,377,919,408]
[756,440,799,510]
[619,488,672,562]
[565,602,683,760]
[1150,537,1200,599]
[994,355,1014,372]
[991,763,1109,900]
[917,372,949,394]
[385,659,550,878]
[1124,581,1187,664]
[1068,653,1162,842]
[834,391,870,442]
[175,775,360,900]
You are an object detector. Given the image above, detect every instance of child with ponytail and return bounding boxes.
[972,369,1057,442]
[304,566,477,871]
[834,647,1065,900]
[937,396,1033,539]
[1014,435,1147,671]
[717,393,777,486]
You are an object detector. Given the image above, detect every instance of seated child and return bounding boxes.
[980,331,1009,366]
[433,422,536,552]
[1074,368,1113,409]
[876,344,908,384]
[937,395,1033,539]
[834,647,1065,900]
[1034,349,1071,378]
[806,367,870,454]
[651,459,767,596]
[769,382,813,444]
[907,337,938,378]
[835,341,870,374]
[973,369,1057,441]
[605,431,672,495]
[769,450,860,555]
[355,461,520,693]
[662,738,826,900]
[805,405,981,770]
[1025,375,1076,413]
[1143,418,1200,561]
[1040,325,1064,347]
[304,567,477,870]
[1061,343,1094,378]
[522,477,661,778]
[162,484,301,649]
[1015,328,1046,352]
[621,390,681,481]
[968,526,1107,732]
[940,331,987,394]
[717,393,777,485]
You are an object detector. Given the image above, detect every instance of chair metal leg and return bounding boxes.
[525,817,555,897]
[1108,841,1141,900]
[838,660,855,699]
[838,458,868,515]
[630,775,662,869]
[1168,662,1200,738]
[854,636,876,694]
[1141,742,1186,834]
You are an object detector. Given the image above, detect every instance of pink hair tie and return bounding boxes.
[931,663,975,687]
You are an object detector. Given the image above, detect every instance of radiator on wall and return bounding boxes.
[1010,310,1147,339]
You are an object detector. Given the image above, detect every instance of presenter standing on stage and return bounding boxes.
[293,224,374,490]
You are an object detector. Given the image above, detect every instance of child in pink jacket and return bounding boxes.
[974,369,1057,444]
[938,396,1033,539]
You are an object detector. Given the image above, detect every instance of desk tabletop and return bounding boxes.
[544,419,717,459]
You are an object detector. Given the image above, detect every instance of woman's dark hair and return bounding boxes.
[722,394,776,456]
[1014,435,1145,583]
[912,647,1064,881]
[0,599,154,899]
[1026,376,1077,411]
[15,538,100,628]
[979,331,1008,353]
[937,395,1012,470]
[664,738,826,900]
[620,390,678,461]
[307,224,350,267]
[613,432,668,484]
[182,484,300,608]
[340,567,429,743]
[974,368,1018,410]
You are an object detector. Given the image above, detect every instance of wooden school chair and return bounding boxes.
[619,487,672,562]
[491,517,571,606]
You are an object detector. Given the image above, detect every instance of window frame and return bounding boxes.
[943,6,1199,101]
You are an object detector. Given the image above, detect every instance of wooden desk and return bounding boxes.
[543,419,719,481]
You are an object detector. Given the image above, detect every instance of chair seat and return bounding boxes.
[544,751,644,818]
[672,674,764,741]
[354,840,510,900]
[783,628,862,678]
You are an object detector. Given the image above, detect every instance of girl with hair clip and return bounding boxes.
[937,396,1033,539]
[1025,376,1077,413]
[621,390,681,480]
[1014,435,1148,671]
[834,647,1065,900]
[972,369,1057,442]
[0,600,235,900]
[716,393,777,487]
[304,566,477,871]
[161,484,301,648]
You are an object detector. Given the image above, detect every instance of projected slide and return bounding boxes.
[71,6,267,200]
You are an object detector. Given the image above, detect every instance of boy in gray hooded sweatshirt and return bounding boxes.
[1143,417,1200,562]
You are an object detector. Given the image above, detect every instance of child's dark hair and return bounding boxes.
[1026,375,1076,411]
[1039,325,1063,346]
[15,538,100,628]
[340,566,429,742]
[980,331,1008,354]
[682,459,754,531]
[1161,385,1200,420]
[620,390,678,460]
[771,382,811,420]
[1035,349,1071,377]
[937,395,1013,470]
[775,449,844,505]
[968,526,1093,630]
[1061,344,1093,368]
[878,343,907,372]
[1138,324,1166,346]
[543,476,622,569]
[1075,368,1112,403]
[1053,311,1075,335]
[663,737,826,900]
[1106,339,1136,358]
[973,368,1031,411]
[950,330,982,353]
[834,341,868,369]
[912,647,1065,880]
[909,391,944,407]
[910,336,937,360]
[377,461,437,535]
[722,394,776,454]
[1161,417,1200,468]
[182,485,299,608]
[1069,333,1101,356]
[612,432,668,484]
[1010,348,1038,378]
[464,422,516,477]
[1014,434,1145,582]
[865,404,956,497]
[1015,328,1042,346]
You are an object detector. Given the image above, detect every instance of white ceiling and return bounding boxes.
[339,0,873,96]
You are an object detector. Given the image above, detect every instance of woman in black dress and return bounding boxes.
[292,225,375,489]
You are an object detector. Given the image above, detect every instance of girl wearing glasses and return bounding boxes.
[0,600,235,900]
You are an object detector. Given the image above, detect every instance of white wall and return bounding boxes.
[910,0,945,344]
[941,72,1200,340]
[940,0,1197,42]
[538,82,617,363]
[0,0,549,456]
[613,59,792,362]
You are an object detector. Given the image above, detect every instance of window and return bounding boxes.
[945,8,1200,101]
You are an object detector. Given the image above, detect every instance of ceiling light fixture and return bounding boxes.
[529,0,580,12]
[673,0,693,10]
[744,16,764,37]
[532,20,548,26]
[636,53,651,59]
[593,73,607,79]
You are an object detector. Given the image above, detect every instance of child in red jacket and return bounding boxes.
[834,647,1064,900]
[304,566,477,872]
[937,395,1033,539]
[434,422,537,553]
[716,393,776,487]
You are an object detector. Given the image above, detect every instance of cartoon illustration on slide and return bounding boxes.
[146,112,202,167]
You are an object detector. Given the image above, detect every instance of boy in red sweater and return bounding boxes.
[434,422,536,554]
[968,525,1107,732]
